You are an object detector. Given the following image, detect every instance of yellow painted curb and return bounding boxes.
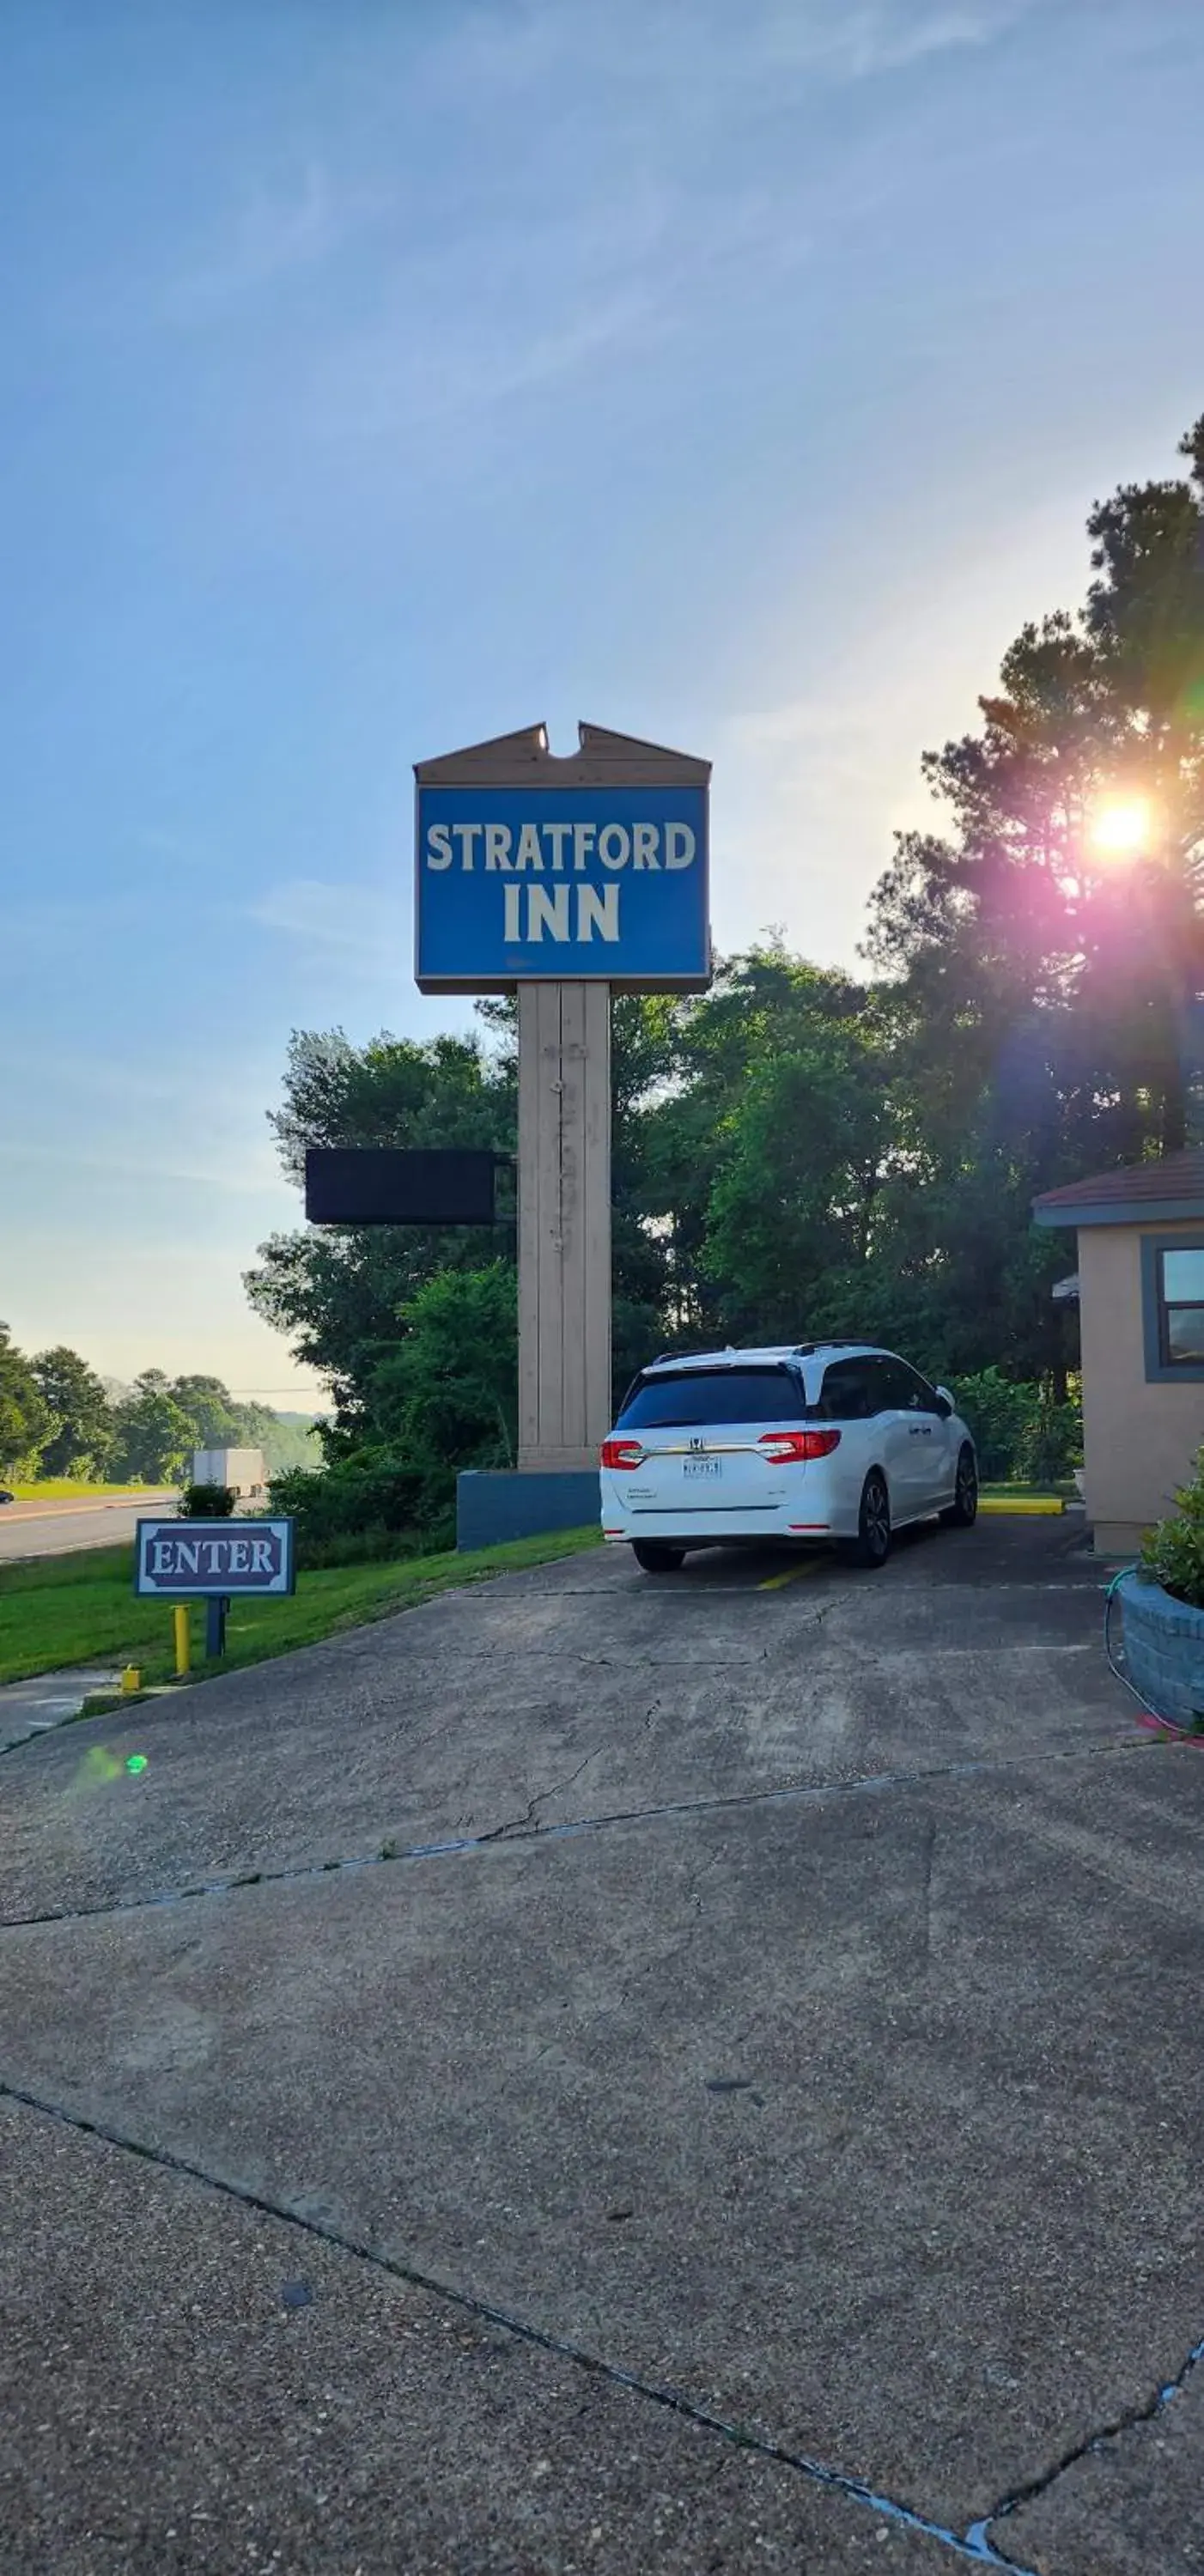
[978,1496,1064,1516]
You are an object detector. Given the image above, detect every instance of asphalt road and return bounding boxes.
[0,1492,176,1563]
[1,1518,1197,2575]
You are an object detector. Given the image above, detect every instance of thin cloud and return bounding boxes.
[311,283,660,444]
[426,0,1029,96]
[726,702,875,752]
[794,3,1030,78]
[0,1136,281,1198]
[246,877,408,969]
[0,1038,281,1127]
[161,161,392,323]
[301,164,818,460]
[723,692,939,852]
[289,1,1025,466]
[3,895,154,958]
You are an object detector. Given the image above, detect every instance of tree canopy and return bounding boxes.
[0,1327,49,1479]
[867,414,1204,1164]
[31,1346,113,1479]
[0,1338,317,1487]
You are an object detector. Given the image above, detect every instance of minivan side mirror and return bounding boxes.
[933,1387,953,1419]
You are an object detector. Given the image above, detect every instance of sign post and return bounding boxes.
[414,722,711,1546]
[516,978,611,1470]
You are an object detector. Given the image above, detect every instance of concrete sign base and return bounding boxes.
[456,1468,600,1552]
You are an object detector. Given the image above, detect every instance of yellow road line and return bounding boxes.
[757,1558,824,1591]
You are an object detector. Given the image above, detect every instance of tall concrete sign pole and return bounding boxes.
[517,977,611,1469]
[415,721,711,1543]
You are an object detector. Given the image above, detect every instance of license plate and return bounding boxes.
[684,1458,721,1479]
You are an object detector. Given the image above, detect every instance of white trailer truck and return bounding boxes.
[190,1447,266,1499]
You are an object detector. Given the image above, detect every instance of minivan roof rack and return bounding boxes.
[641,1340,878,1377]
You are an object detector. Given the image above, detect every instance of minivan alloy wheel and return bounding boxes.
[942,1444,978,1528]
[852,1471,891,1568]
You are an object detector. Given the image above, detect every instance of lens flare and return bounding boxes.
[71,1745,149,1796]
[1089,796,1153,860]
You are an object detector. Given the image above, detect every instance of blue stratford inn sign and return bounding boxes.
[414,723,710,993]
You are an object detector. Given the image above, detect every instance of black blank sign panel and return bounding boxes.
[304,1148,498,1225]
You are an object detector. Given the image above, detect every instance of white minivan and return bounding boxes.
[600,1341,977,1571]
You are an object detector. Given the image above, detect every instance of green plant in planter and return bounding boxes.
[1139,1449,1204,1608]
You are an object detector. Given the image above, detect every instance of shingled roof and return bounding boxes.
[1033,1149,1204,1226]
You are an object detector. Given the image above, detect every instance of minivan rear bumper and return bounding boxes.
[599,1457,860,1543]
[602,1519,833,1544]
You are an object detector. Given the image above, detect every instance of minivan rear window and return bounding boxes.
[617,1367,807,1427]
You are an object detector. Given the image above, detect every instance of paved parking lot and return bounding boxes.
[2,1518,1201,2574]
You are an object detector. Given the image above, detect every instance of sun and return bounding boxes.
[1088,796,1154,861]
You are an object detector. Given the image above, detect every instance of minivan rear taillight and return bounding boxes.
[757,1428,842,1463]
[601,1437,644,1470]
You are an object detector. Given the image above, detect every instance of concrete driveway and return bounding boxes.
[1,1518,1201,2574]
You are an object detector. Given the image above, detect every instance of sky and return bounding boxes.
[2,0,1201,1405]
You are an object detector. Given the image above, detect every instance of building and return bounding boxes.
[1034,1150,1204,1554]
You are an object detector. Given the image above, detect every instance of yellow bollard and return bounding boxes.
[120,1665,141,1696]
[173,1605,192,1678]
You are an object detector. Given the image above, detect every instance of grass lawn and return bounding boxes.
[0,1528,602,1689]
[9,1479,172,1501]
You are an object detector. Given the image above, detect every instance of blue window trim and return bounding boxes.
[1140,1235,1204,1382]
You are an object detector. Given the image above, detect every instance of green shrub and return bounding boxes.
[271,1266,518,1564]
[179,1481,236,1518]
[949,1369,1081,1484]
[353,1263,518,1469]
[269,1453,454,1560]
[1140,1450,1204,1607]
[947,1370,1032,1480]
[1016,1385,1082,1485]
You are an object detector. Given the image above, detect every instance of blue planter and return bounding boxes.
[1117,1571,1204,1725]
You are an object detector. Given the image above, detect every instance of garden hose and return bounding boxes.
[1104,1566,1204,1742]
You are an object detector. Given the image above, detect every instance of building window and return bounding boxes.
[1158,1247,1204,1364]
[1141,1236,1204,1379]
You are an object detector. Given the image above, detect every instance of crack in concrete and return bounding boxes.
[476,1744,606,1844]
[648,1840,727,1999]
[0,2074,1037,2571]
[0,1737,1147,1935]
[967,2324,1204,2558]
[423,1649,784,1676]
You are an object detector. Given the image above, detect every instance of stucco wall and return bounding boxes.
[1079,1221,1204,1536]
